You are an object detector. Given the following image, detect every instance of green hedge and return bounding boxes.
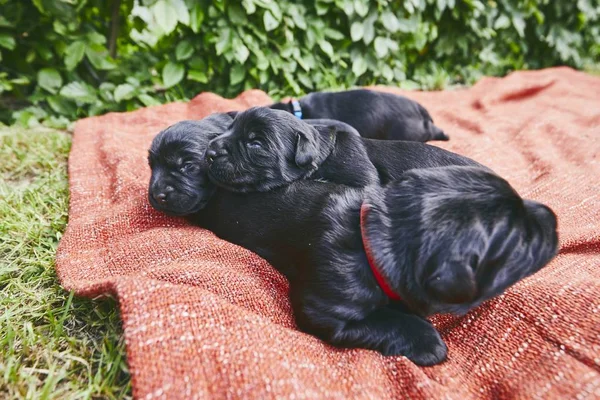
[0,0,598,127]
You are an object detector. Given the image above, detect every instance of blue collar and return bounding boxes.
[290,99,303,119]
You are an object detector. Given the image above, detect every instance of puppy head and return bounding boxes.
[205,107,321,192]
[148,119,227,216]
[369,166,558,315]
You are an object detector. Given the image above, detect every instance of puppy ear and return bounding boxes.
[425,258,478,304]
[472,200,557,301]
[294,124,320,169]
[488,200,558,289]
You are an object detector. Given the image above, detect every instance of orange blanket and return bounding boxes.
[56,67,600,399]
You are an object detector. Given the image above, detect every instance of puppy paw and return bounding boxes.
[403,332,448,366]
[381,318,448,366]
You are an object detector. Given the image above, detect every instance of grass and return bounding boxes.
[0,127,131,399]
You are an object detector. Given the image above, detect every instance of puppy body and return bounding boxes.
[207,107,486,193]
[269,89,449,142]
[188,167,558,365]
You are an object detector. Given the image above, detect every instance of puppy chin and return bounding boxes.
[207,163,256,193]
[148,195,208,217]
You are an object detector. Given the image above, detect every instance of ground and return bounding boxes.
[0,127,130,399]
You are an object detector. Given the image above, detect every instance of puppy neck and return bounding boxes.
[360,189,410,304]
[360,203,402,302]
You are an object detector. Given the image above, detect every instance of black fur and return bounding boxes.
[269,89,449,142]
[206,107,484,193]
[148,122,559,365]
[148,115,231,216]
[183,167,558,365]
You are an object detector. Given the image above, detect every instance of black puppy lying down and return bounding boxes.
[148,120,559,365]
[206,107,483,193]
[269,89,449,142]
[149,133,558,365]
[150,110,478,215]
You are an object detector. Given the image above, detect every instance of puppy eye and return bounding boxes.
[180,162,196,173]
[246,139,263,149]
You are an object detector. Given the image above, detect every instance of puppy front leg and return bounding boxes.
[331,307,447,366]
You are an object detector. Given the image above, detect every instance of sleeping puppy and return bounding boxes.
[268,89,449,142]
[148,114,231,216]
[148,113,364,215]
[205,107,484,193]
[153,157,558,365]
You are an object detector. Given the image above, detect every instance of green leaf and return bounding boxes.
[374,37,388,58]
[242,0,256,14]
[44,115,71,129]
[263,10,279,31]
[350,21,364,42]
[315,2,329,16]
[114,83,137,102]
[230,64,246,85]
[47,95,76,116]
[0,33,16,50]
[324,28,344,41]
[235,43,250,63]
[319,40,334,57]
[38,68,62,94]
[86,31,106,45]
[354,0,369,17]
[215,28,232,55]
[188,56,206,70]
[362,11,377,45]
[85,47,116,70]
[0,15,13,28]
[512,14,526,37]
[64,41,86,70]
[138,94,161,106]
[381,11,399,33]
[99,82,116,102]
[228,4,247,24]
[352,57,367,77]
[381,64,394,81]
[172,0,190,25]
[290,9,307,30]
[60,81,97,103]
[190,4,204,33]
[494,15,510,30]
[188,69,208,83]
[176,40,194,61]
[153,0,178,34]
[162,62,185,88]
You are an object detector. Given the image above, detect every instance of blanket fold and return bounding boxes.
[56,67,600,399]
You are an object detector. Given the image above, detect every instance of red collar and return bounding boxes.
[360,203,402,302]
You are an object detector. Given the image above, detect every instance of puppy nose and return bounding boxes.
[153,192,168,205]
[206,149,217,164]
[152,186,173,205]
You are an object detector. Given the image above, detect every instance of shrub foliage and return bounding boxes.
[0,0,598,126]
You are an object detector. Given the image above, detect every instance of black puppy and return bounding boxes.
[205,107,483,193]
[149,131,559,365]
[149,112,364,214]
[148,114,231,215]
[269,89,449,142]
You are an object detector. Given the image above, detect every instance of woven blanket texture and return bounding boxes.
[56,67,600,399]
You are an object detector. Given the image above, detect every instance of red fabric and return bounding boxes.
[56,68,600,399]
[360,203,402,301]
